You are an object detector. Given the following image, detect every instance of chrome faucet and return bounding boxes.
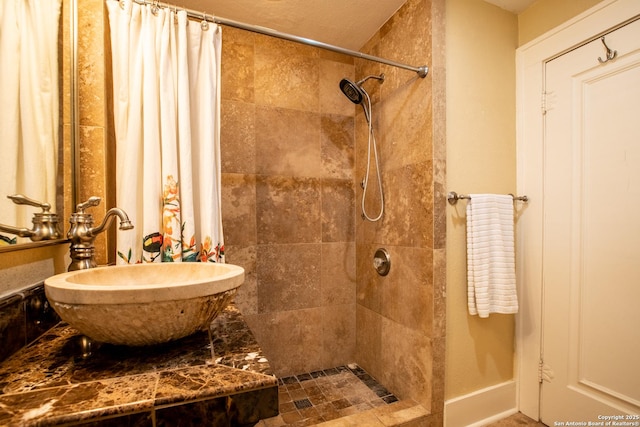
[0,194,61,242]
[67,196,133,271]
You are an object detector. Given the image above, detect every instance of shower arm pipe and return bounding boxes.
[129,0,429,78]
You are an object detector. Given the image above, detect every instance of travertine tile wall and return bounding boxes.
[77,0,113,265]
[353,0,446,421]
[221,27,358,376]
[222,0,445,420]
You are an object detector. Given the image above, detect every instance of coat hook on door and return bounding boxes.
[597,36,617,64]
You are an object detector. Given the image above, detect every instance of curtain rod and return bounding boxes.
[129,0,429,78]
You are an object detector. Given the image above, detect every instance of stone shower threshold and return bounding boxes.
[258,364,429,426]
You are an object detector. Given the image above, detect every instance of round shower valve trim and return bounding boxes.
[373,248,391,276]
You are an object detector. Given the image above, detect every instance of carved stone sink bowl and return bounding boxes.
[44,263,244,346]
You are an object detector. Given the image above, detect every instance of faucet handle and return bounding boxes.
[7,194,52,213]
[76,196,101,213]
[5,194,61,241]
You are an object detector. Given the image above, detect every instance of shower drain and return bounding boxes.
[293,398,313,410]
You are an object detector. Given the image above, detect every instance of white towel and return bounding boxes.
[466,194,518,318]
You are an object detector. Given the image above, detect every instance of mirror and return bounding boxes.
[0,0,75,251]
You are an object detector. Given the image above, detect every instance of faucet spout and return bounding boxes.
[89,208,134,236]
[67,197,134,271]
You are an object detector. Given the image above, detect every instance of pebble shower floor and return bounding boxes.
[257,364,398,426]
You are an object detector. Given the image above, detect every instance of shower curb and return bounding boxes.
[315,399,429,427]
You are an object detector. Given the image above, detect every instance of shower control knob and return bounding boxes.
[373,248,391,276]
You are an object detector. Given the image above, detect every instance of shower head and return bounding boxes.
[339,78,364,104]
[339,73,385,105]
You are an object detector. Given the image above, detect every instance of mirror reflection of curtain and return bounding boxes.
[0,0,61,244]
[106,0,224,264]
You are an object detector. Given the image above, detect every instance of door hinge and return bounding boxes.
[542,90,557,115]
[538,359,555,383]
[538,359,543,383]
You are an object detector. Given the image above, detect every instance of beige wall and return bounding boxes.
[445,0,518,399]
[518,0,603,46]
[445,0,606,402]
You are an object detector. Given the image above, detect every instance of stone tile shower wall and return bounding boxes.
[78,0,114,265]
[220,28,358,376]
[221,0,446,421]
[354,0,446,420]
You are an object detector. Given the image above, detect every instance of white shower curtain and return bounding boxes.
[0,0,61,243]
[106,0,224,263]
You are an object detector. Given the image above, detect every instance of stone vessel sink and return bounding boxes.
[44,263,244,346]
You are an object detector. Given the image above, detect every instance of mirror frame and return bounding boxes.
[0,0,77,254]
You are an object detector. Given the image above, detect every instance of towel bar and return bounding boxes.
[447,191,529,205]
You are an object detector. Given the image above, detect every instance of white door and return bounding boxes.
[541,17,640,423]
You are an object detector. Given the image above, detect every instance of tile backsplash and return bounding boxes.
[0,285,60,363]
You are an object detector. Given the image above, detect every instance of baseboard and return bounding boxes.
[444,380,517,427]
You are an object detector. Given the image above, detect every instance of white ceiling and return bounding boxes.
[180,0,536,50]
[483,0,536,14]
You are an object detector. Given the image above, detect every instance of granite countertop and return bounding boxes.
[0,304,277,426]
